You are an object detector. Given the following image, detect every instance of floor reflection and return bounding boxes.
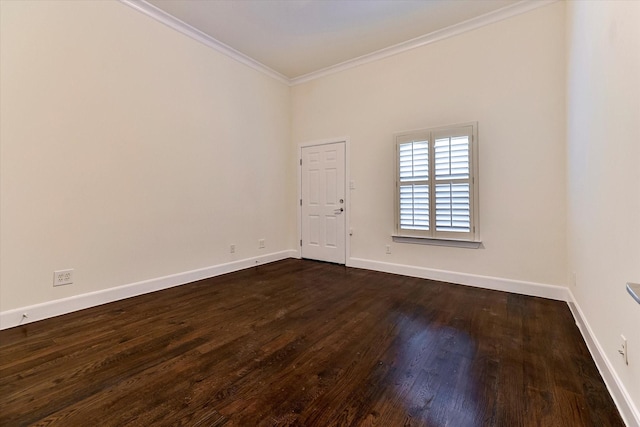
[382,311,482,426]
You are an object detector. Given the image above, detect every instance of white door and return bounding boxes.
[301,142,346,264]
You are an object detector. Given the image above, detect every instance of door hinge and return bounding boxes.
[300,239,302,246]
[300,199,302,206]
[300,159,302,166]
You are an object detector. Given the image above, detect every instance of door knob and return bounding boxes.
[334,208,344,214]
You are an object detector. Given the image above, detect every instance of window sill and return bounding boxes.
[392,235,482,249]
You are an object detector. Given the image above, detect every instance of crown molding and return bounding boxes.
[120,0,557,87]
[118,0,289,85]
[290,0,558,85]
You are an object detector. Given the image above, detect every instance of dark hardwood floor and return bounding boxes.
[0,259,624,426]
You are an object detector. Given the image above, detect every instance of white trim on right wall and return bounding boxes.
[347,256,639,425]
[567,290,640,427]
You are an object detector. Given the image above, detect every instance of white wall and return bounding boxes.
[1,0,638,420]
[566,0,640,420]
[0,1,292,312]
[292,3,567,288]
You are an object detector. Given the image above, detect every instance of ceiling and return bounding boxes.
[145,0,521,79]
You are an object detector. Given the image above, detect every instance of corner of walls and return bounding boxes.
[565,0,640,423]
[346,255,639,424]
[566,290,640,426]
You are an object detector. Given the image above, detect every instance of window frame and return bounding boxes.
[394,122,480,245]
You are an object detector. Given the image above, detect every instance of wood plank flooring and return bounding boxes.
[0,259,624,426]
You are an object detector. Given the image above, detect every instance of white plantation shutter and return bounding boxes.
[400,184,429,230]
[399,140,430,231]
[435,136,469,180]
[399,141,429,181]
[396,123,478,241]
[434,134,471,234]
[435,183,470,232]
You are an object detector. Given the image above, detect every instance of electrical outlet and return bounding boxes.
[230,244,236,254]
[53,269,73,286]
[385,245,391,254]
[258,239,265,249]
[619,335,628,365]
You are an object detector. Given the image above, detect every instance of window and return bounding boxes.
[394,122,479,244]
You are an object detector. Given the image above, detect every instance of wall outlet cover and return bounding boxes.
[54,269,74,286]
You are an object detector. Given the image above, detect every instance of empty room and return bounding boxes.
[1,0,638,425]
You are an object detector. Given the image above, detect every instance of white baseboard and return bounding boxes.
[347,257,569,301]
[348,257,638,424]
[3,253,635,425]
[0,250,297,330]
[567,290,640,427]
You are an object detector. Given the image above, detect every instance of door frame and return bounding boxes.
[297,137,351,264]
